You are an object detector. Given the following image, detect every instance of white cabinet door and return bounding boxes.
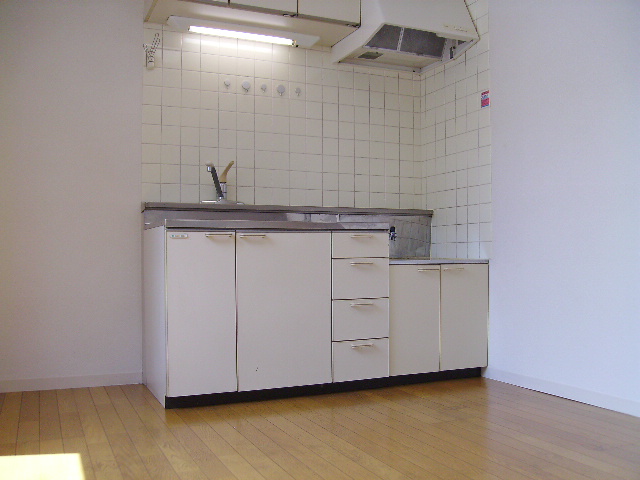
[236,231,332,391]
[231,0,297,14]
[298,0,360,24]
[389,265,440,376]
[166,231,237,397]
[440,264,489,371]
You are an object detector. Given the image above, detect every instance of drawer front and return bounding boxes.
[332,338,389,382]
[332,232,389,259]
[332,298,389,341]
[332,258,389,299]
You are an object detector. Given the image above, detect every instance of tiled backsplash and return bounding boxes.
[421,0,491,259]
[142,28,424,210]
[142,0,490,258]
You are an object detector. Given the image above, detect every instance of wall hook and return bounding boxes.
[277,84,286,96]
[143,33,160,69]
[295,87,302,96]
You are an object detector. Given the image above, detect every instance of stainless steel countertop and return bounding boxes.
[144,202,433,217]
[390,258,489,264]
[161,219,389,231]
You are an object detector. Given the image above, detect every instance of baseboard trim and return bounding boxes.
[164,368,482,409]
[0,371,143,393]
[483,367,640,418]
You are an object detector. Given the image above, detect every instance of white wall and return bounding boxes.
[0,0,144,391]
[487,0,640,416]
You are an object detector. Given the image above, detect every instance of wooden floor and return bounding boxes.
[1,378,639,480]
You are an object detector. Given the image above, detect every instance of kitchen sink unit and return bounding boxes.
[142,203,488,408]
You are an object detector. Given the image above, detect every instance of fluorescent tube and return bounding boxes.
[167,16,319,48]
[188,26,294,45]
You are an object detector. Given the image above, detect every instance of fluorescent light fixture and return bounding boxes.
[167,16,319,48]
[188,26,294,45]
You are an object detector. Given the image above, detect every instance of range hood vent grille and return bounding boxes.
[365,24,447,58]
[331,0,479,72]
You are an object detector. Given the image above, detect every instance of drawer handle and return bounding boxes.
[239,233,267,238]
[350,234,373,238]
[350,302,374,307]
[205,233,234,238]
[351,343,374,349]
[350,261,374,266]
[417,268,439,272]
[443,267,465,271]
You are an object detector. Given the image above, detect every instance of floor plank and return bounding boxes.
[271,395,415,479]
[106,386,182,480]
[224,401,343,480]
[0,379,638,480]
[174,407,263,480]
[428,380,640,477]
[73,388,123,480]
[0,392,21,447]
[40,389,62,444]
[312,390,504,480]
[250,398,390,480]
[57,389,85,439]
[120,385,212,480]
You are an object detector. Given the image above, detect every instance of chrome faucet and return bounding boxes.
[206,163,224,201]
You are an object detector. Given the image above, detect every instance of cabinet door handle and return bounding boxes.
[350,302,374,307]
[205,233,234,238]
[350,261,374,266]
[350,234,373,238]
[443,267,465,271]
[239,233,267,238]
[351,343,374,349]
[417,268,439,272]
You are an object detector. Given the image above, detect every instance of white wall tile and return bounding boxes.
[143,85,162,106]
[143,105,161,125]
[142,144,161,164]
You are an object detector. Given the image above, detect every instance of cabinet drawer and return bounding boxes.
[332,231,389,259]
[332,258,389,299]
[333,338,389,382]
[332,298,389,341]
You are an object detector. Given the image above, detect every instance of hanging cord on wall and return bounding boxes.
[143,33,160,69]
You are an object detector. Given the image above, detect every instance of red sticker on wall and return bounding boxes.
[481,90,490,108]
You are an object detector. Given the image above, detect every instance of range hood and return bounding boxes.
[331,0,479,72]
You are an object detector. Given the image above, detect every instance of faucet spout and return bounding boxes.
[206,163,224,200]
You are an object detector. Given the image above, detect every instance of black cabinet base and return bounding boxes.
[164,367,481,409]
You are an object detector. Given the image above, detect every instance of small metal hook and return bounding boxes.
[144,32,160,69]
